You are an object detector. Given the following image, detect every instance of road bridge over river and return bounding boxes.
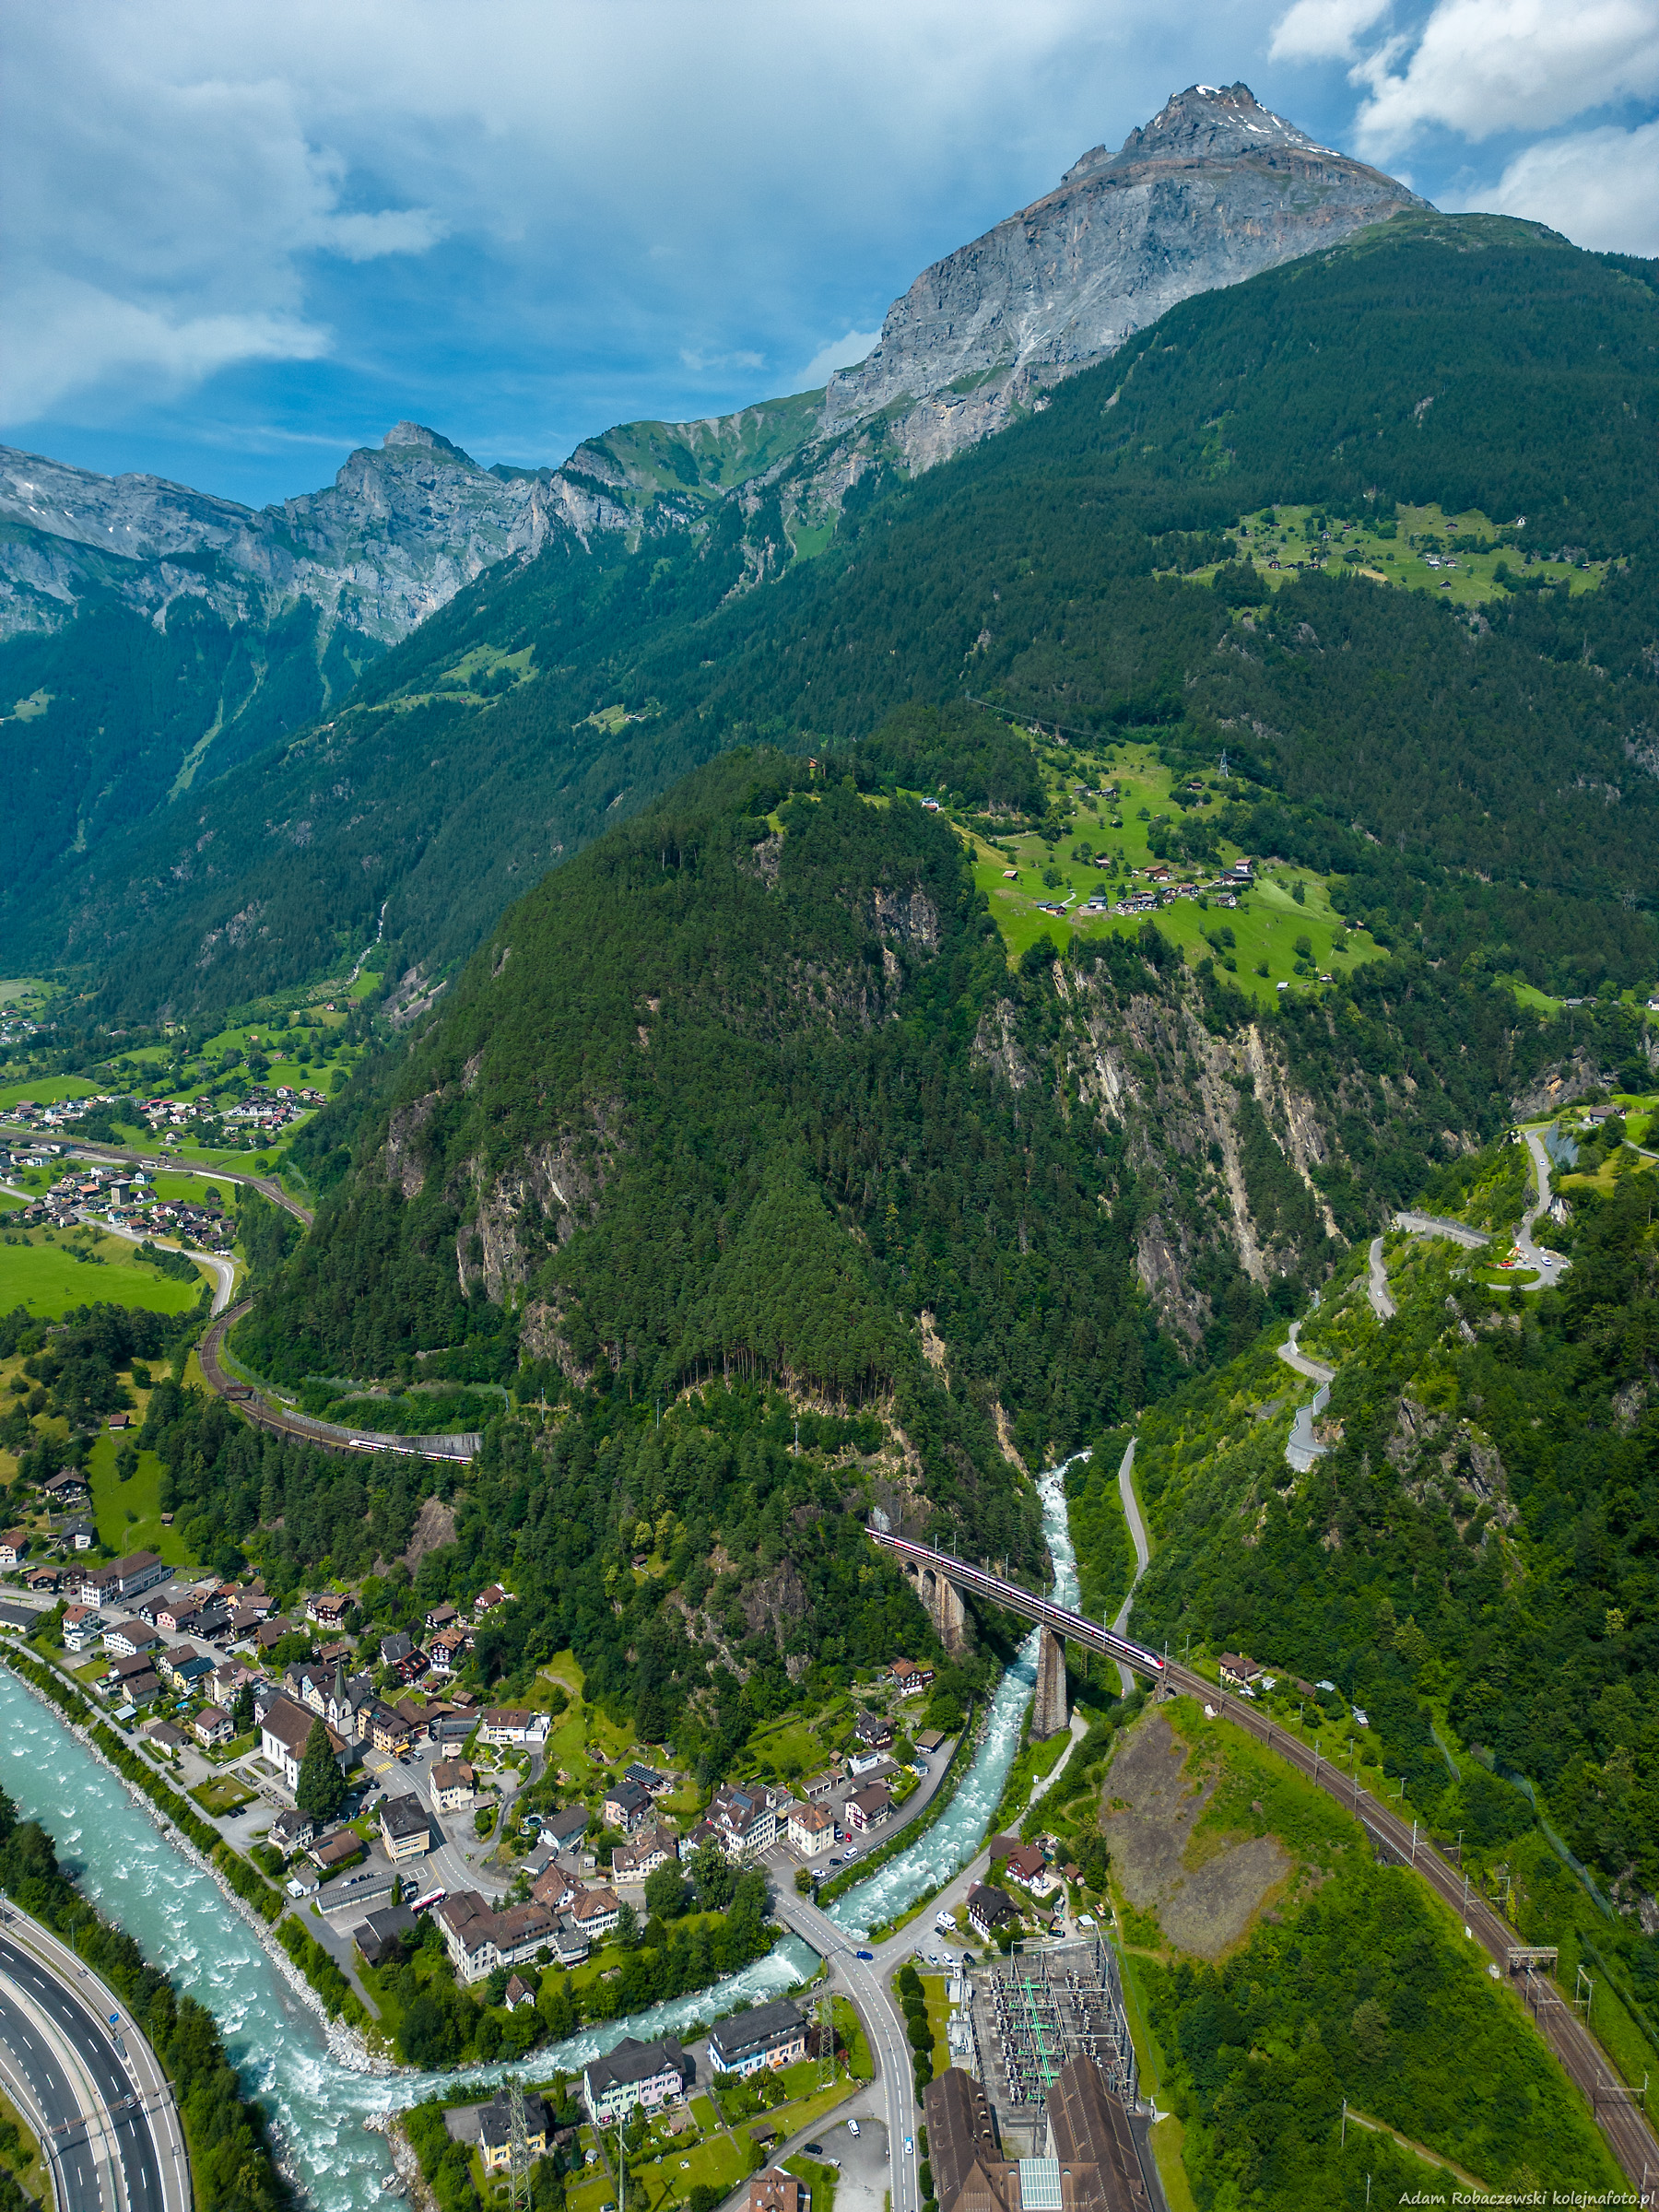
[866,1528,1658,2195]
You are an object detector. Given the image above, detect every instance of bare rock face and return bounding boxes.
[823,83,1428,466]
[0,421,587,645]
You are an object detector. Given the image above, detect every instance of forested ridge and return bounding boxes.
[1100,1148,1659,2061]
[13,213,1657,1019]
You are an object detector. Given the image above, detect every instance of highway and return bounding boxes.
[0,1910,188,2212]
[864,1533,1659,2194]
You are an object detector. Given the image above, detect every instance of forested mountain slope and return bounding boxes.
[17,215,1657,1024]
[1100,1145,1659,2068]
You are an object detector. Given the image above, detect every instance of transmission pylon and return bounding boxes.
[508,2074,530,2212]
[818,1983,837,2089]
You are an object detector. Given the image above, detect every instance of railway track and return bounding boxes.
[197,1299,474,1463]
[1160,1659,1658,2194]
[870,1530,1657,2192]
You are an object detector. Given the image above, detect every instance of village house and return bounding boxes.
[582,2034,688,2126]
[430,1760,476,1814]
[0,1531,27,1569]
[612,1824,677,1882]
[477,2086,549,2170]
[571,1886,621,1941]
[103,1619,164,1660]
[967,1882,1018,1939]
[747,2172,807,2212]
[787,1803,835,1858]
[709,1999,807,2078]
[844,1783,892,1834]
[192,1704,233,1749]
[307,1592,350,1632]
[379,1794,432,1864]
[602,1776,653,1833]
[888,1658,935,1698]
[1218,1653,1260,1690]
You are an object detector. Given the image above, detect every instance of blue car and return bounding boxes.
[855,1948,874,1960]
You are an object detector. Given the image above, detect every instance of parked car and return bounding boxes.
[846,2121,860,2138]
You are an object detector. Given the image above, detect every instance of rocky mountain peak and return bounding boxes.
[820,86,1428,460]
[1064,81,1323,183]
[382,420,473,460]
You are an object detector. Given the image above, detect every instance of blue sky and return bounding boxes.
[4,0,1656,511]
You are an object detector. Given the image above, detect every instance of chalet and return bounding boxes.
[844,1783,892,1833]
[531,1863,581,1912]
[254,1618,292,1652]
[889,1658,934,1698]
[192,1703,234,1748]
[709,1998,807,2077]
[602,1776,653,1833]
[0,1532,27,1569]
[473,1583,509,1618]
[423,1603,459,1633]
[25,1567,61,1594]
[44,1470,90,1509]
[307,1592,350,1631]
[502,1973,537,2013]
[1000,1843,1053,1894]
[967,1882,1018,1939]
[270,1807,316,1853]
[1217,1653,1260,1690]
[427,1628,467,1673]
[851,1710,892,1751]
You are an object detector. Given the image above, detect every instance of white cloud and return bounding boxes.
[796,328,883,389]
[1270,0,1391,65]
[1481,117,1659,251]
[1,0,1274,442]
[0,276,329,422]
[1352,0,1659,152]
[678,347,767,374]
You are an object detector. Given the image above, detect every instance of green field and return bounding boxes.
[86,1429,202,1568]
[0,1232,206,1320]
[1175,501,1610,609]
[961,741,1382,999]
[0,1075,102,1109]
